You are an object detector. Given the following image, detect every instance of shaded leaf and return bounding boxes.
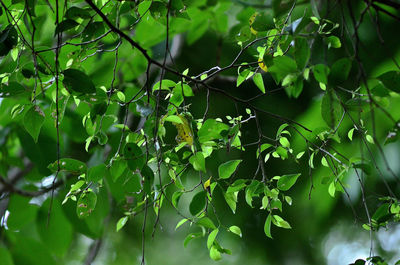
[23,105,45,143]
[62,69,96,94]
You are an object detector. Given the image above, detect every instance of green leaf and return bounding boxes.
[277,173,301,191]
[152,79,176,91]
[377,71,400,93]
[218,159,242,179]
[366,134,374,144]
[172,191,183,208]
[329,58,352,85]
[264,214,272,238]
[348,128,355,141]
[207,229,219,249]
[0,25,18,56]
[110,159,127,182]
[228,225,242,237]
[224,191,237,213]
[236,26,252,42]
[48,158,87,175]
[294,37,310,70]
[251,12,274,32]
[65,6,91,19]
[237,69,253,87]
[197,217,217,229]
[279,137,290,148]
[245,180,260,207]
[0,82,26,97]
[55,19,79,35]
[6,194,38,231]
[116,216,128,232]
[124,143,145,171]
[0,247,14,265]
[189,152,206,172]
[210,245,222,261]
[226,179,247,193]
[77,190,97,219]
[164,115,183,124]
[62,69,96,94]
[37,199,73,256]
[325,36,341,48]
[141,165,154,195]
[253,73,265,93]
[183,232,202,247]
[313,64,330,84]
[198,119,229,143]
[88,163,107,183]
[175,218,189,230]
[372,203,392,223]
[321,88,344,128]
[268,56,298,83]
[272,215,291,229]
[23,105,45,143]
[189,190,206,216]
[353,162,372,175]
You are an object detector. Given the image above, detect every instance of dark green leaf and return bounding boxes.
[55,19,79,35]
[37,199,73,256]
[124,143,145,171]
[88,163,107,183]
[377,71,400,93]
[321,88,343,128]
[65,6,91,19]
[0,82,26,97]
[189,190,206,216]
[0,25,18,56]
[251,12,274,32]
[62,69,96,94]
[329,58,352,85]
[294,37,310,70]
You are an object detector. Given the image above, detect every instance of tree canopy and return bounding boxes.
[1,0,400,264]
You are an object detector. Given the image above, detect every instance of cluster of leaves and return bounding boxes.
[1,0,400,264]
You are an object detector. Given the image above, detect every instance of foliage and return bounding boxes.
[0,0,400,264]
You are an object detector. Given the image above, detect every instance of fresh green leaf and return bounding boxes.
[189,152,206,172]
[277,173,301,191]
[218,159,242,179]
[207,229,219,249]
[116,216,128,232]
